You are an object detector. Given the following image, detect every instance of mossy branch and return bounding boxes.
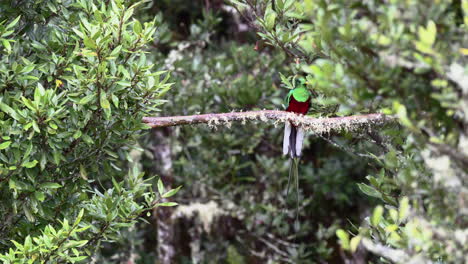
[143,110,395,134]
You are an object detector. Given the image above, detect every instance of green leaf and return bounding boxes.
[20,64,35,74]
[162,185,182,198]
[0,141,11,150]
[22,160,38,168]
[265,11,277,31]
[393,102,414,128]
[32,121,40,133]
[133,20,142,34]
[24,235,32,251]
[65,240,88,248]
[414,41,433,55]
[6,16,21,30]
[24,142,33,159]
[72,27,85,39]
[79,94,95,105]
[157,202,178,207]
[111,177,121,193]
[277,0,284,10]
[11,240,23,250]
[399,197,410,221]
[94,10,103,23]
[336,229,350,250]
[116,81,131,87]
[385,224,399,233]
[1,29,14,37]
[0,102,20,120]
[111,93,119,108]
[34,191,45,202]
[21,96,35,111]
[418,20,436,46]
[1,39,11,53]
[371,205,384,226]
[110,45,122,57]
[9,178,16,189]
[23,205,35,222]
[40,182,62,189]
[357,183,381,199]
[384,150,398,168]
[69,256,88,262]
[350,235,362,252]
[157,178,164,195]
[34,83,45,102]
[73,130,82,139]
[279,72,293,89]
[83,37,97,49]
[389,208,398,222]
[73,211,85,228]
[79,164,88,180]
[100,92,110,109]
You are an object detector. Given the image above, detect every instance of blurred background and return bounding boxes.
[2,0,463,263]
[97,1,388,263]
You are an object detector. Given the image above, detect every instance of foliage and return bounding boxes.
[1,0,466,263]
[133,5,377,263]
[0,0,179,262]
[231,0,468,263]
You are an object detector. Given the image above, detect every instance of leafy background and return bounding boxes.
[1,0,467,263]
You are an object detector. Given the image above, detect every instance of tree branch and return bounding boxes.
[361,238,412,263]
[143,110,395,134]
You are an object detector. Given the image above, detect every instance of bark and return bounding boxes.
[143,111,394,134]
[152,128,176,264]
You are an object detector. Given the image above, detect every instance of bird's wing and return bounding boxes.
[284,89,294,107]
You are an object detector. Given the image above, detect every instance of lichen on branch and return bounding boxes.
[143,110,395,134]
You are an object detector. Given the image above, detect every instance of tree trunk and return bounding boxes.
[152,128,176,264]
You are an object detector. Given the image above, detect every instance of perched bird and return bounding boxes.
[282,76,312,220]
[283,77,311,158]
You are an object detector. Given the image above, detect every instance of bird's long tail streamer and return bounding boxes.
[286,157,300,227]
[283,123,303,228]
[289,126,297,158]
[283,123,305,158]
[283,123,291,156]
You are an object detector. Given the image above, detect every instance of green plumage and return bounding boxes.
[290,86,311,102]
[285,77,312,105]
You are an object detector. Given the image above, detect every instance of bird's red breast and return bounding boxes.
[286,96,310,115]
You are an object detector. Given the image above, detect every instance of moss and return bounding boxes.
[196,111,392,137]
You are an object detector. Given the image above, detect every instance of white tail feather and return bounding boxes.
[295,127,305,157]
[283,123,291,156]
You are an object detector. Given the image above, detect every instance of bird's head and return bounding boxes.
[294,76,308,88]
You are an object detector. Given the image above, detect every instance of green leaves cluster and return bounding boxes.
[1,166,181,263]
[0,0,177,261]
[1,210,89,263]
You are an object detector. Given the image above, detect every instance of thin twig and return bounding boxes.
[317,134,375,159]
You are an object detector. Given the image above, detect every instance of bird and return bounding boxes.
[282,76,312,221]
[283,76,311,159]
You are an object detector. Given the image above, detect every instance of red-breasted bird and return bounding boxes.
[283,77,311,158]
[282,76,311,219]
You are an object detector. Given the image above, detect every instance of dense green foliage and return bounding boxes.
[1,0,467,263]
[0,0,178,262]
